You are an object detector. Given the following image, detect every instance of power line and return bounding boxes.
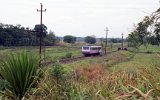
[159,0,160,8]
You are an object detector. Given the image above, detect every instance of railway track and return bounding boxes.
[41,55,101,66]
[59,56,87,64]
[41,50,118,66]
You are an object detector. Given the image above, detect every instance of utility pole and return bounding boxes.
[159,0,160,8]
[105,27,109,55]
[122,33,124,50]
[37,3,46,65]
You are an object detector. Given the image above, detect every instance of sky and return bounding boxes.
[0,0,159,38]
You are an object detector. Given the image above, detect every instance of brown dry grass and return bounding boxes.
[74,63,106,82]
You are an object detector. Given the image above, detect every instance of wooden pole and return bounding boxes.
[122,33,124,50]
[105,27,109,55]
[37,3,46,66]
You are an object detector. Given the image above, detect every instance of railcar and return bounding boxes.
[81,46,102,56]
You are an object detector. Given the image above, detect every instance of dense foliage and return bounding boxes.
[63,35,76,43]
[84,36,96,44]
[0,23,58,46]
[128,8,160,47]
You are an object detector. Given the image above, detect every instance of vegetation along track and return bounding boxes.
[41,50,118,66]
[41,55,98,66]
[59,56,87,64]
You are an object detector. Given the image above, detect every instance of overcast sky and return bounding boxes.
[0,0,159,38]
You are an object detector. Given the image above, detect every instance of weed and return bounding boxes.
[65,52,72,58]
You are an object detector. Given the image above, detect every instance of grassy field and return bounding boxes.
[138,45,160,52]
[0,43,124,62]
[60,45,160,99]
[0,46,81,62]
[113,52,160,71]
[63,45,160,72]
[0,44,160,99]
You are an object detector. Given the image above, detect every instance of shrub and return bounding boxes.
[50,62,65,81]
[0,51,39,100]
[60,52,72,59]
[65,52,72,58]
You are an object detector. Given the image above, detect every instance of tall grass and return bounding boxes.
[0,45,159,99]
[26,62,160,99]
[0,51,39,100]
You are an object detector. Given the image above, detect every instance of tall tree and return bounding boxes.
[0,23,60,46]
[128,8,160,47]
[154,22,160,45]
[44,30,57,45]
[34,24,47,38]
[63,35,76,43]
[84,36,96,44]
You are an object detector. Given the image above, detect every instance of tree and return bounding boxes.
[154,22,160,45]
[136,16,153,46]
[84,36,96,44]
[128,31,141,48]
[149,35,158,45]
[34,24,47,38]
[44,30,57,45]
[63,35,76,43]
[0,31,13,46]
[128,8,160,47]
[111,38,118,43]
[0,23,59,46]
[128,15,155,47]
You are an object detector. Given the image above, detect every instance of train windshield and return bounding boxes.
[83,46,89,50]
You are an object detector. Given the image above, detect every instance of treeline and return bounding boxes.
[0,23,58,46]
[0,22,127,46]
[63,35,127,44]
[128,8,160,47]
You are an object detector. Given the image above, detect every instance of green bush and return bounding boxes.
[65,52,72,58]
[60,52,72,59]
[0,51,39,100]
[50,62,65,80]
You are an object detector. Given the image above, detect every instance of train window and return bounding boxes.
[92,47,97,50]
[83,47,89,50]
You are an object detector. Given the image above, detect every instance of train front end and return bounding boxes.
[82,46,90,56]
